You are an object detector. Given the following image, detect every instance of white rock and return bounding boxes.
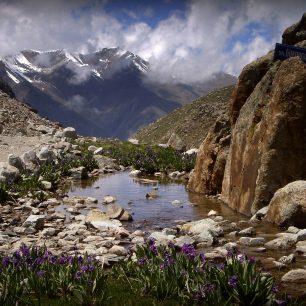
[93,147,103,155]
[63,127,77,139]
[23,215,45,230]
[103,195,116,204]
[129,170,141,177]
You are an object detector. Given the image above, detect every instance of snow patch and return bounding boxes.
[6,71,20,84]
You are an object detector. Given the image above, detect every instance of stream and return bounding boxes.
[64,171,306,297]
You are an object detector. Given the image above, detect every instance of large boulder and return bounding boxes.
[282,13,306,45]
[187,115,230,195]
[265,181,306,228]
[0,162,20,184]
[229,52,273,126]
[222,56,306,215]
[62,127,77,140]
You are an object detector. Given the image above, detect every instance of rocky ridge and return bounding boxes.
[188,13,306,222]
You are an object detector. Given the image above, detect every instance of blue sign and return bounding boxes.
[274,43,306,63]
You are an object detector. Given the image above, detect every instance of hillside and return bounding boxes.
[0,48,236,139]
[133,85,235,149]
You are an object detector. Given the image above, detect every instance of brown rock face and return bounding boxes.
[222,57,306,215]
[229,52,273,126]
[187,115,231,195]
[282,13,306,45]
[265,181,306,228]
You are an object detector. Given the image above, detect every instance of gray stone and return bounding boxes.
[37,146,55,162]
[250,206,269,221]
[23,215,45,230]
[296,241,306,254]
[265,236,297,250]
[287,226,300,234]
[69,167,88,179]
[41,181,52,190]
[0,162,20,183]
[238,227,256,237]
[63,127,77,139]
[281,269,306,283]
[129,170,141,177]
[88,145,98,152]
[103,195,116,204]
[91,220,122,231]
[21,150,40,171]
[265,181,306,228]
[279,254,296,264]
[8,154,24,171]
[239,237,265,246]
[149,232,175,246]
[297,229,306,241]
[175,236,195,248]
[108,245,127,256]
[41,227,57,237]
[93,147,103,155]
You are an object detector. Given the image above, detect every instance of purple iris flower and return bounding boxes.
[181,244,196,259]
[228,275,238,288]
[36,270,45,278]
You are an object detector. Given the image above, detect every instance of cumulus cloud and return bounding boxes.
[0,0,306,83]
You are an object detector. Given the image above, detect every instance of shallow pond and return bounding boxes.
[66,171,306,297]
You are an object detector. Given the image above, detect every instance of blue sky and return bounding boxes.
[0,0,306,82]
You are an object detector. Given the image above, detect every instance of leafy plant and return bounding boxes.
[112,240,303,306]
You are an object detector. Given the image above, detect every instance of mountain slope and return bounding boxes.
[133,85,235,149]
[0,48,236,139]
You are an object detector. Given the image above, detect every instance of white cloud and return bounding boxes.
[0,0,306,83]
[64,95,86,113]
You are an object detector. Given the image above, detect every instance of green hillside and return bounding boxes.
[133,85,235,149]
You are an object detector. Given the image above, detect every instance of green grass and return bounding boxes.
[133,86,235,149]
[5,153,98,202]
[79,139,196,174]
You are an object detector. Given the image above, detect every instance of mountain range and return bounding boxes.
[0,48,236,139]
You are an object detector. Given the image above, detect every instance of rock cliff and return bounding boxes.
[189,13,306,216]
[187,115,230,195]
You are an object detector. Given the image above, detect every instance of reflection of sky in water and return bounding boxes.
[68,172,246,229]
[67,172,306,296]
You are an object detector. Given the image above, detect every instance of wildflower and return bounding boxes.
[217,263,225,271]
[228,275,238,288]
[81,265,89,273]
[150,244,158,256]
[249,256,257,264]
[147,237,156,247]
[19,244,30,257]
[272,286,279,294]
[181,244,196,259]
[137,257,147,266]
[2,256,11,267]
[48,256,57,264]
[199,253,206,263]
[36,270,45,278]
[75,271,82,280]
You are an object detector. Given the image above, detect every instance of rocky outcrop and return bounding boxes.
[282,13,306,45]
[187,115,230,195]
[265,181,306,228]
[222,57,306,215]
[229,52,273,126]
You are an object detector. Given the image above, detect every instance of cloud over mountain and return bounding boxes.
[0,0,306,83]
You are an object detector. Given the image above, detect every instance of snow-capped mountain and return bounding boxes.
[0,48,236,139]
